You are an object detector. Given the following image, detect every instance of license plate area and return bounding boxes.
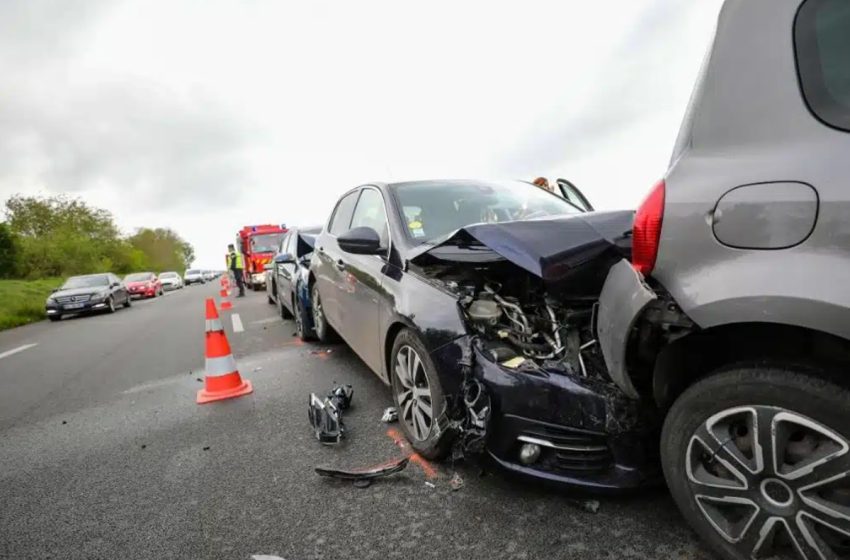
[64,303,85,309]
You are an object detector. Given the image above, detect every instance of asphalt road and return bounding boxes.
[0,283,713,560]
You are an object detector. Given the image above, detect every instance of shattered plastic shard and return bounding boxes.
[381,407,398,423]
[315,456,410,481]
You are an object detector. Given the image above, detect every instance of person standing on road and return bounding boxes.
[227,244,246,297]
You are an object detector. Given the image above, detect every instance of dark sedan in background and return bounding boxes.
[309,180,654,490]
[267,226,322,340]
[46,273,132,321]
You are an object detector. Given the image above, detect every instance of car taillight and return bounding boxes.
[632,179,665,277]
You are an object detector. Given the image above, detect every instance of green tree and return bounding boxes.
[0,222,18,278]
[129,228,194,273]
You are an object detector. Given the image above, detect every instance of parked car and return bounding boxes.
[595,1,850,558]
[268,226,322,339]
[123,272,163,298]
[158,271,183,291]
[184,269,206,285]
[309,180,655,489]
[46,273,131,321]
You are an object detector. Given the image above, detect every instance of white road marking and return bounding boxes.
[232,313,244,333]
[0,343,38,360]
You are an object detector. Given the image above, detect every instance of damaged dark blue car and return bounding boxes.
[309,179,658,491]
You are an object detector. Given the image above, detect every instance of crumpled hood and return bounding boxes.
[409,210,634,298]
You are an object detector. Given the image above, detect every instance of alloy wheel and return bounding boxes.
[686,405,850,559]
[393,345,434,442]
[312,288,323,332]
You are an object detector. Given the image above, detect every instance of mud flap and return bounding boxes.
[597,260,657,399]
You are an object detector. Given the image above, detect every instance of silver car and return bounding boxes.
[597,1,850,559]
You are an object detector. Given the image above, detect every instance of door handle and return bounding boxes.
[335,259,346,271]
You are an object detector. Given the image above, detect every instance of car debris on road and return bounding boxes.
[308,384,353,444]
[315,456,410,487]
[380,407,398,423]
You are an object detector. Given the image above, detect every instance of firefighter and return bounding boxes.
[226,244,246,297]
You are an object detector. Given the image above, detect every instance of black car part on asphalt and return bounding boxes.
[315,456,410,482]
[308,384,354,444]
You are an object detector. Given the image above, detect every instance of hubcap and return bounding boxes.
[686,406,850,559]
[393,345,433,442]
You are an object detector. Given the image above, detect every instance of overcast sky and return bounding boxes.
[0,0,724,269]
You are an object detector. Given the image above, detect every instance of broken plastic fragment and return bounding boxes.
[315,456,410,481]
[449,472,464,491]
[424,481,436,489]
[381,407,398,423]
[308,384,354,444]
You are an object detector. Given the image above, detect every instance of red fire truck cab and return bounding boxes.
[236,225,287,290]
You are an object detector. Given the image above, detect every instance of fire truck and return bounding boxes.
[235,225,287,290]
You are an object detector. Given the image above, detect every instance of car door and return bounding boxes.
[278,232,299,313]
[334,187,391,373]
[314,190,360,331]
[111,274,128,303]
[556,178,594,212]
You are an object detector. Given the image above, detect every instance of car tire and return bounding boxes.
[123,297,131,308]
[310,284,336,342]
[48,315,61,322]
[661,365,850,560]
[107,297,116,313]
[294,295,315,341]
[390,329,451,460]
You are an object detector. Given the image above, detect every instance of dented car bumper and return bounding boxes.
[474,346,661,491]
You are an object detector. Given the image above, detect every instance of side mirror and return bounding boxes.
[51,288,59,293]
[274,253,295,264]
[338,227,382,255]
[111,282,120,288]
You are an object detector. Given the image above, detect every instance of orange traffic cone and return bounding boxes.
[220,287,233,310]
[197,298,252,404]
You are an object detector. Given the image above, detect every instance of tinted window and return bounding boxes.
[328,191,359,236]
[796,0,850,131]
[350,189,389,247]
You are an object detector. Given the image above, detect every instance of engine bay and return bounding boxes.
[421,259,609,379]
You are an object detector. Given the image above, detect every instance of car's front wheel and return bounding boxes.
[662,366,850,560]
[390,329,450,460]
[48,315,61,322]
[294,295,315,341]
[106,296,116,313]
[310,284,336,342]
[123,296,131,308]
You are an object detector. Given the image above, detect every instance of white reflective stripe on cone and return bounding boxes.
[205,354,238,376]
[205,318,224,332]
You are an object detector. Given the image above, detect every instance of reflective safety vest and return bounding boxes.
[228,251,244,270]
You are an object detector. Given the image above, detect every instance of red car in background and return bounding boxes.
[123,272,164,299]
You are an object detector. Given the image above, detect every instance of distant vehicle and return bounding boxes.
[183,269,206,285]
[202,270,216,282]
[158,271,183,291]
[46,273,131,321]
[268,225,322,339]
[596,2,850,558]
[123,272,163,298]
[237,224,287,290]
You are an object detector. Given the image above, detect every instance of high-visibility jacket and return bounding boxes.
[227,251,244,270]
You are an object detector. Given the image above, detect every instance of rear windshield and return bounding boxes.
[62,275,109,289]
[796,0,850,131]
[124,273,152,282]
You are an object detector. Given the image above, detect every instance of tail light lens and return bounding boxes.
[632,180,665,277]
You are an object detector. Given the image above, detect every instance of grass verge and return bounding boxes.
[0,278,63,330]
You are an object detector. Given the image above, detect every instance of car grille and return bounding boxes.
[520,424,613,474]
[56,295,91,304]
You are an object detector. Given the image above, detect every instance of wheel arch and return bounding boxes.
[652,321,850,412]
